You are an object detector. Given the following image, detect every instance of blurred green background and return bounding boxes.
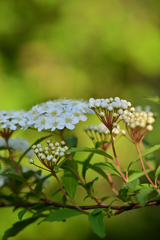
[0,0,160,239]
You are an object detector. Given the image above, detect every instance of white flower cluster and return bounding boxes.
[88,97,132,111]
[121,106,155,131]
[0,110,28,131]
[121,106,156,142]
[88,97,132,130]
[26,99,94,131]
[84,123,125,146]
[0,138,33,157]
[30,140,70,170]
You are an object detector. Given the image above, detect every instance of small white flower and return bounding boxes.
[34,116,48,132]
[1,121,17,130]
[52,158,57,163]
[29,159,34,164]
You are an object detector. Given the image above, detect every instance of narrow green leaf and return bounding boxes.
[127,144,160,171]
[145,96,160,105]
[52,164,61,171]
[34,174,51,195]
[0,173,28,185]
[93,162,121,176]
[2,217,38,240]
[128,169,152,181]
[155,165,160,178]
[61,170,78,199]
[76,160,109,182]
[82,153,94,180]
[88,164,109,182]
[88,209,106,238]
[137,188,154,207]
[18,134,52,163]
[95,141,108,149]
[85,177,98,193]
[66,147,113,159]
[39,209,84,224]
[18,204,47,220]
[18,209,29,221]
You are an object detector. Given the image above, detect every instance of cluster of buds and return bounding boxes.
[88,97,132,131]
[121,106,156,143]
[29,140,70,170]
[84,123,126,151]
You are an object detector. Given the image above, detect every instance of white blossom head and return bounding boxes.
[0,110,28,139]
[25,99,94,132]
[88,97,132,132]
[121,106,156,143]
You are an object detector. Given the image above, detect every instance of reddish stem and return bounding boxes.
[136,143,160,193]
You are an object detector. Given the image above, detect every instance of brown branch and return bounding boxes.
[0,200,160,216]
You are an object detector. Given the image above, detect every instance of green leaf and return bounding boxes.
[52,164,61,171]
[155,165,160,178]
[124,179,140,189]
[18,204,47,220]
[128,169,152,181]
[76,160,109,182]
[88,209,106,238]
[61,159,78,173]
[65,135,78,159]
[2,217,38,240]
[18,209,29,221]
[18,134,52,163]
[61,170,78,199]
[32,205,57,217]
[148,194,160,202]
[0,173,28,185]
[65,135,78,148]
[93,162,121,176]
[145,96,160,105]
[82,153,94,180]
[137,188,154,207]
[66,147,113,159]
[85,177,98,193]
[118,188,128,200]
[88,164,109,182]
[95,141,108,149]
[127,144,160,171]
[34,174,51,195]
[39,208,84,224]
